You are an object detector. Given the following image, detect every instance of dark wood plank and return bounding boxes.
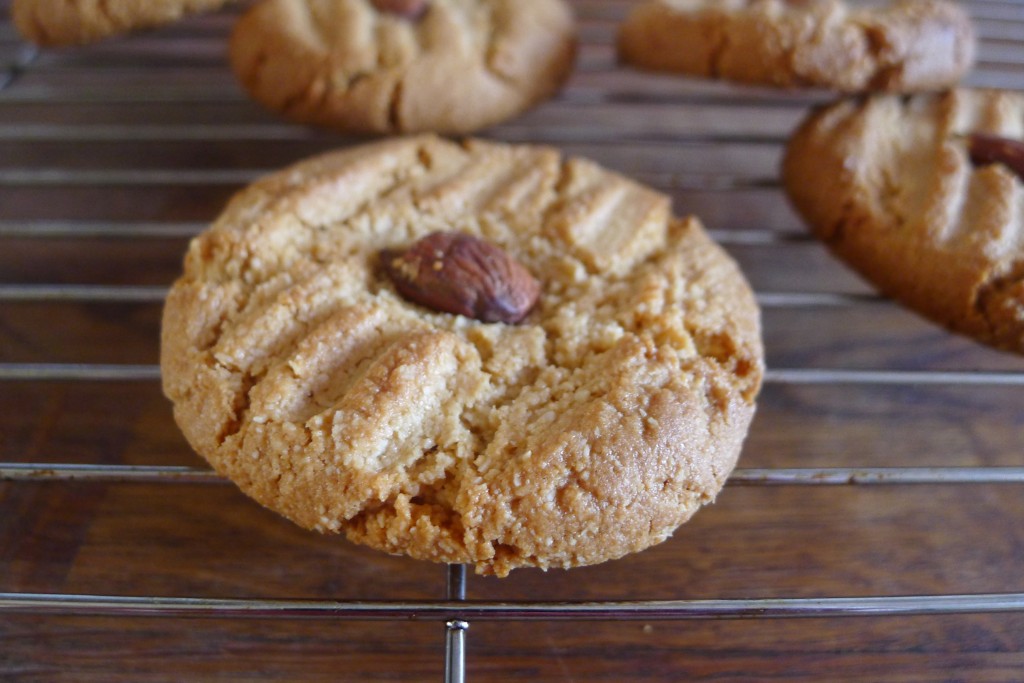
[2,481,1024,600]
[2,614,1024,682]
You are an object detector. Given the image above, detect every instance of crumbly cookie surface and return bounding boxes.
[618,0,975,93]
[13,0,238,46]
[229,0,576,135]
[161,136,763,575]
[783,89,1024,354]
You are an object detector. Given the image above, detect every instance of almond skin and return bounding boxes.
[967,133,1024,181]
[380,231,540,324]
[370,0,429,19]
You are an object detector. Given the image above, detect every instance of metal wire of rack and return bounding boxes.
[2,1,1024,680]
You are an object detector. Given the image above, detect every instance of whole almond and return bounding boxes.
[967,133,1024,181]
[370,0,429,19]
[380,232,540,324]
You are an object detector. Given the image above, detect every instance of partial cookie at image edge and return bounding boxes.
[782,89,1024,355]
[617,0,975,93]
[12,0,240,47]
[228,0,577,135]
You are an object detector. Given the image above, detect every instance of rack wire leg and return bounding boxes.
[444,564,468,683]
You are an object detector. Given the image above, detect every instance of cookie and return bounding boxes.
[12,0,239,47]
[228,0,576,135]
[618,0,975,93]
[161,135,764,576]
[783,89,1024,354]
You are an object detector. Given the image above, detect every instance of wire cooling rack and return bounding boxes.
[2,1,1024,680]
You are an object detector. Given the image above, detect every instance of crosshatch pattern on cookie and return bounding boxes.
[161,136,764,576]
[783,89,1024,354]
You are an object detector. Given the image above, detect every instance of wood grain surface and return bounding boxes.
[2,0,1024,680]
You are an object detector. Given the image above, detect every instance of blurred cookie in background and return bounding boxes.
[229,0,577,134]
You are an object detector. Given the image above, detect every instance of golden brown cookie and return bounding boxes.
[618,0,975,93]
[783,89,1024,354]
[161,135,764,576]
[228,0,577,135]
[12,0,239,47]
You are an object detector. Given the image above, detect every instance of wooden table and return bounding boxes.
[2,1,1024,680]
